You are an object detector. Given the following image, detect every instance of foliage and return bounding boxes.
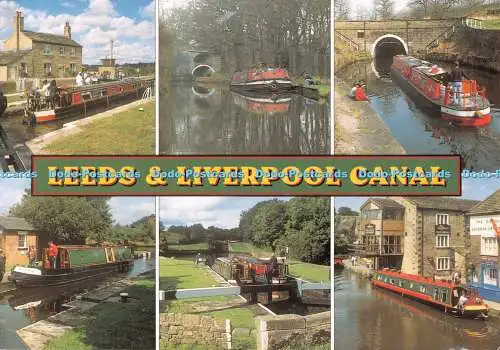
[375,0,394,19]
[107,215,155,244]
[10,191,112,244]
[337,206,359,216]
[335,0,350,19]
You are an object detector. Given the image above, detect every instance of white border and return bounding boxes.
[155,2,160,350]
[330,0,334,349]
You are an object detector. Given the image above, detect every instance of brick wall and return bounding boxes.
[160,313,231,349]
[255,311,331,350]
[0,231,37,267]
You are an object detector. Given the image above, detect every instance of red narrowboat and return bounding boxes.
[230,64,293,92]
[391,55,491,126]
[231,91,291,114]
[212,256,288,284]
[372,269,489,319]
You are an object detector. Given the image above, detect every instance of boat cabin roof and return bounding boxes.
[378,269,458,288]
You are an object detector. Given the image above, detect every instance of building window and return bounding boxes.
[436,214,449,225]
[436,234,450,248]
[60,47,65,56]
[70,63,76,73]
[436,257,450,271]
[43,45,52,55]
[71,47,76,56]
[490,269,498,280]
[362,209,381,220]
[481,237,498,256]
[18,231,27,249]
[44,63,52,76]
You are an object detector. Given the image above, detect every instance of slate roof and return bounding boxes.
[23,31,82,47]
[467,190,500,216]
[404,197,479,212]
[360,198,404,210]
[0,51,30,65]
[0,216,35,231]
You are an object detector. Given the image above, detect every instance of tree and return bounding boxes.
[248,200,287,250]
[335,0,350,19]
[130,215,156,243]
[9,191,113,244]
[337,206,359,216]
[408,0,459,18]
[375,0,394,19]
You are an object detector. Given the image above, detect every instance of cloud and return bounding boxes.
[140,1,155,18]
[0,1,155,64]
[0,179,30,216]
[109,197,155,225]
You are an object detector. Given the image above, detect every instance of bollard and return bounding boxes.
[120,292,129,303]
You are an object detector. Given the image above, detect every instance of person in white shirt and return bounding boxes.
[456,291,468,313]
[84,73,91,86]
[76,72,83,87]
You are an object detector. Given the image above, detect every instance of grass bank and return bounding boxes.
[160,256,218,290]
[42,101,154,154]
[334,41,371,73]
[168,242,209,251]
[44,276,155,350]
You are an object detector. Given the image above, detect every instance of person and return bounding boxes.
[355,83,368,101]
[41,80,51,107]
[0,92,7,117]
[451,61,464,105]
[195,252,201,265]
[75,71,84,87]
[350,83,358,99]
[84,72,91,86]
[48,240,58,269]
[28,245,37,266]
[0,249,5,282]
[456,290,469,313]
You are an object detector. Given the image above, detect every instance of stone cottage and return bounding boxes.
[0,216,37,268]
[467,190,500,301]
[0,10,82,81]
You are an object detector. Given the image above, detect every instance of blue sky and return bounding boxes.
[159,197,292,229]
[335,178,500,211]
[0,0,155,64]
[0,178,154,225]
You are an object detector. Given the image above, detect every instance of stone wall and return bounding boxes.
[160,313,230,349]
[393,197,419,275]
[255,311,331,350]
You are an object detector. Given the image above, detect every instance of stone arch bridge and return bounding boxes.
[181,50,222,78]
[335,18,464,57]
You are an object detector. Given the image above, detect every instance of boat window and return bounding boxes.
[409,283,414,289]
[420,285,426,293]
[441,290,447,303]
[391,279,395,284]
[434,289,439,299]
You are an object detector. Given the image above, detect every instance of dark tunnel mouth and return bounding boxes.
[192,65,215,78]
[373,38,407,58]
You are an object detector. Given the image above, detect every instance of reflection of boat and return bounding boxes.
[231,91,291,114]
[230,65,293,92]
[391,55,491,126]
[10,245,134,287]
[372,269,489,319]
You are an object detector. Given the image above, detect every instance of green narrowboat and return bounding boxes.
[10,245,134,287]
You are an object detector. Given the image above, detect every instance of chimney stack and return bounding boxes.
[13,10,24,52]
[64,21,71,39]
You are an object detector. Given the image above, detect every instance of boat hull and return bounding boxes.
[372,278,488,319]
[10,260,133,287]
[230,79,293,92]
[390,67,491,127]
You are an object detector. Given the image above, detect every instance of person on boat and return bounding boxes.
[48,241,58,269]
[0,92,7,117]
[456,290,469,313]
[451,61,465,105]
[76,70,84,87]
[28,245,37,266]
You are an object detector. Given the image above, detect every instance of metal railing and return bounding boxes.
[334,30,360,52]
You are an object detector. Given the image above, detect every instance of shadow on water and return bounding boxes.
[160,84,330,155]
[336,58,500,171]
[0,257,154,349]
[334,269,500,350]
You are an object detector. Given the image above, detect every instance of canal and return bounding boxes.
[160,84,330,155]
[0,256,154,349]
[335,268,500,350]
[336,58,500,170]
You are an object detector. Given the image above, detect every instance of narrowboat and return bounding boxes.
[231,91,291,114]
[391,55,491,126]
[10,245,134,287]
[24,77,154,124]
[230,65,293,92]
[211,255,288,284]
[372,269,489,319]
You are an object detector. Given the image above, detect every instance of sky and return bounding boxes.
[0,0,155,64]
[159,197,290,229]
[335,178,500,211]
[0,178,154,225]
[346,0,408,19]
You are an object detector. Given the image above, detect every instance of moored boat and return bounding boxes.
[372,269,489,319]
[230,64,293,92]
[391,55,491,126]
[231,91,291,114]
[10,245,134,287]
[211,255,289,284]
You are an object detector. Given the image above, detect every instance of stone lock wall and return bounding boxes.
[160,313,231,349]
[255,311,331,350]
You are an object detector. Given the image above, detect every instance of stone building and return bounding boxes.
[0,11,82,81]
[0,216,37,268]
[358,197,478,281]
[467,190,500,301]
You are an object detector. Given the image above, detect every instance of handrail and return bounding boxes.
[334,30,360,51]
[425,18,464,51]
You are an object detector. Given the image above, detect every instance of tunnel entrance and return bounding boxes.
[372,34,408,58]
[192,64,215,78]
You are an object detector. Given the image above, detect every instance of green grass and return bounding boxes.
[6,94,25,103]
[42,101,154,154]
[168,243,209,251]
[202,307,255,328]
[44,276,155,350]
[288,260,330,283]
[229,242,272,257]
[482,20,500,29]
[160,256,218,290]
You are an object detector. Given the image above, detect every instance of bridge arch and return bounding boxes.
[371,34,408,57]
[192,64,215,77]
[192,85,215,98]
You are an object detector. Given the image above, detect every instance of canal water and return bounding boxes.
[160,84,330,155]
[0,257,154,349]
[335,268,500,350]
[336,59,500,170]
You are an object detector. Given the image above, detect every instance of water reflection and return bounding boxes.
[160,84,330,155]
[335,269,500,350]
[336,59,500,170]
